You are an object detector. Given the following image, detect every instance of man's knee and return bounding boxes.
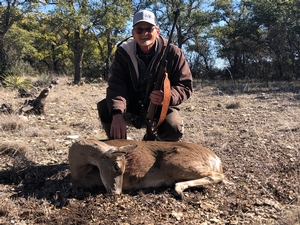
[97,99,111,123]
[97,99,112,138]
[156,109,183,142]
[157,123,183,142]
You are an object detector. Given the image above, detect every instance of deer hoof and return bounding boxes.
[174,184,185,199]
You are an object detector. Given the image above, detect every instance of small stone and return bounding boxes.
[171,211,183,221]
[67,135,79,139]
[210,217,220,223]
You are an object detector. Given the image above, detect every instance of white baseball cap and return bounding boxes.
[133,10,157,26]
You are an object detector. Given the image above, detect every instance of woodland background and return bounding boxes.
[1,0,300,84]
[1,1,300,223]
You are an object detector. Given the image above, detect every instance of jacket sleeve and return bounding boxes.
[106,49,129,114]
[167,45,193,106]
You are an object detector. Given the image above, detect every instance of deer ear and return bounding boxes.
[118,144,137,154]
[105,145,137,156]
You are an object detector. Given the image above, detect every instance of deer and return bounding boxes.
[68,139,233,198]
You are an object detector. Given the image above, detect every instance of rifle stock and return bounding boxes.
[143,10,180,141]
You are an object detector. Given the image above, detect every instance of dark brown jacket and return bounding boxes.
[106,35,193,116]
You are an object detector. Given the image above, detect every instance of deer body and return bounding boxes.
[68,139,232,197]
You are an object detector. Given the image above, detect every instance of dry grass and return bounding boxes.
[0,77,299,224]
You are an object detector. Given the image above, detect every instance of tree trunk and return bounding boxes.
[176,25,183,49]
[104,31,113,80]
[0,35,7,75]
[73,28,84,84]
[0,1,23,75]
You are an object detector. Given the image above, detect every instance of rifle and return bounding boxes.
[143,10,180,141]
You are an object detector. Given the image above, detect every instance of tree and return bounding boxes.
[211,0,300,80]
[4,23,37,70]
[31,14,72,74]
[91,0,132,80]
[0,1,22,74]
[48,0,92,83]
[49,0,131,83]
[247,0,300,80]
[0,0,44,76]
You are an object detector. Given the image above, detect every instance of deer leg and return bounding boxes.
[174,172,231,198]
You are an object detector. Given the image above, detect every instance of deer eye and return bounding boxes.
[114,164,121,173]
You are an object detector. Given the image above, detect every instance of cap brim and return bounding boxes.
[133,20,156,26]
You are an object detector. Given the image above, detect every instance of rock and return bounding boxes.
[67,135,79,139]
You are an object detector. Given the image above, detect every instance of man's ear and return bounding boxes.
[156,26,160,35]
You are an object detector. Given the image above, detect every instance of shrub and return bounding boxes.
[0,73,31,89]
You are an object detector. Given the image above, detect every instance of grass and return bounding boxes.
[0,76,299,224]
[194,79,300,94]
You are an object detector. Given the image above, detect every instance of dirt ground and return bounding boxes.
[0,78,299,225]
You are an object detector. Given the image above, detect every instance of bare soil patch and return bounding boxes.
[0,78,299,224]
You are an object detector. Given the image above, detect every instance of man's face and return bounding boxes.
[132,22,160,49]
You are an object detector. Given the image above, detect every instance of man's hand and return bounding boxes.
[111,114,127,139]
[150,90,163,105]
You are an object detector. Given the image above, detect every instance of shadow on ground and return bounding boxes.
[0,157,190,208]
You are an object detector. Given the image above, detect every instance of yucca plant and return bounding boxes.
[0,73,31,90]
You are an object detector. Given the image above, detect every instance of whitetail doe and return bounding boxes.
[68,139,233,198]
